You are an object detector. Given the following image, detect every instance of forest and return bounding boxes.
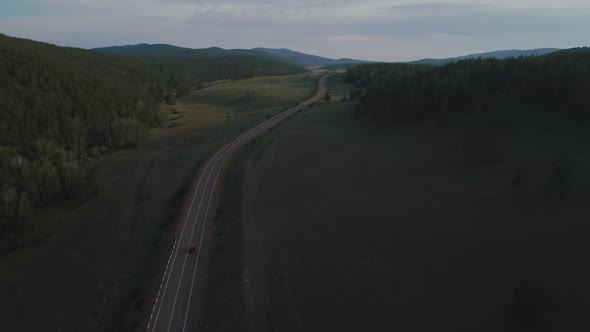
[341,49,590,330]
[0,34,301,250]
[345,48,590,125]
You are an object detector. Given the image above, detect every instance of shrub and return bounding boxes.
[89,147,101,158]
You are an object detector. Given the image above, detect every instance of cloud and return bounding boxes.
[322,34,389,43]
[0,0,589,61]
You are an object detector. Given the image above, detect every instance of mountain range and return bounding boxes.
[252,48,370,67]
[92,44,371,67]
[93,44,564,68]
[93,43,274,60]
[407,48,561,65]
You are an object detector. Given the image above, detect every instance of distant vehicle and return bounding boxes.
[188,243,198,253]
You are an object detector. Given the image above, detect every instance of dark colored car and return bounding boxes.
[188,243,197,253]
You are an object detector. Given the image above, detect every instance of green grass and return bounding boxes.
[325,74,352,101]
[203,94,590,331]
[0,75,315,332]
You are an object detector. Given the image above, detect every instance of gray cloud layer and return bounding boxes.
[1,0,589,61]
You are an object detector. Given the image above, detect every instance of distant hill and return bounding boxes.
[94,44,371,67]
[548,47,590,57]
[408,48,561,65]
[93,43,279,60]
[254,47,370,67]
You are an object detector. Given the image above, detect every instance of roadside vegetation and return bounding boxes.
[0,34,302,255]
[204,60,590,331]
[0,66,314,331]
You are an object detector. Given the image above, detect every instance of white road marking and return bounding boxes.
[181,87,327,330]
[166,150,224,331]
[168,108,290,331]
[147,235,177,331]
[149,147,229,331]
[149,76,328,332]
[154,116,286,331]
[181,135,244,331]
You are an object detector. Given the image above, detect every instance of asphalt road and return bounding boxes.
[147,75,329,332]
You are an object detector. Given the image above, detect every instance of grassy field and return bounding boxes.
[0,75,315,332]
[203,77,590,331]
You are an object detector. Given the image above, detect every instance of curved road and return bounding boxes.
[147,75,329,332]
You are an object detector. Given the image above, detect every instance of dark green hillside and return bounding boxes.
[346,48,590,124]
[0,35,165,245]
[96,44,372,67]
[407,48,561,65]
[548,47,590,57]
[329,48,590,330]
[153,55,302,84]
[0,34,301,253]
[93,43,281,61]
[94,43,212,58]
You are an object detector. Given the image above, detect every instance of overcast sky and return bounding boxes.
[1,0,589,61]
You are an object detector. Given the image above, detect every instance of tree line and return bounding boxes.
[345,48,590,124]
[343,49,589,201]
[0,34,301,250]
